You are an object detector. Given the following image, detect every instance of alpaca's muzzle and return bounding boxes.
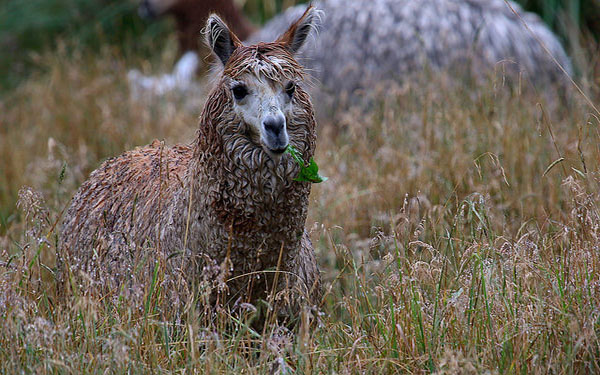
[262,114,288,154]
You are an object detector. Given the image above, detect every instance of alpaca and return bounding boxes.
[59,8,321,317]
[138,0,572,102]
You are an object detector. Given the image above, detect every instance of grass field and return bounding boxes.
[2,1,600,373]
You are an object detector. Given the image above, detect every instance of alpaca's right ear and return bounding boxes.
[205,14,242,66]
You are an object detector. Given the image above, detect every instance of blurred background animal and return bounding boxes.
[138,0,255,71]
[133,0,573,109]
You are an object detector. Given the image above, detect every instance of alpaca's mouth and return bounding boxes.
[260,142,290,165]
[262,144,286,161]
[267,146,287,154]
[260,132,289,159]
[262,140,289,160]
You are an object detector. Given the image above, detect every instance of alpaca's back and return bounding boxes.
[59,140,192,293]
[249,0,571,99]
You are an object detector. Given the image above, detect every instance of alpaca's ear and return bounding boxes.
[205,14,242,65]
[276,6,317,55]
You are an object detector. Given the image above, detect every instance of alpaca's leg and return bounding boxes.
[293,232,321,307]
[275,231,321,323]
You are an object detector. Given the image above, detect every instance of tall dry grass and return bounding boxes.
[1,40,600,373]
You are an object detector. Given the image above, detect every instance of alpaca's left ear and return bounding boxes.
[276,6,318,55]
[205,14,242,65]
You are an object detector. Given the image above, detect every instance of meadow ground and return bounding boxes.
[1,39,600,373]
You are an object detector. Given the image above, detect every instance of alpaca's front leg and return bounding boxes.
[293,232,321,306]
[273,231,321,323]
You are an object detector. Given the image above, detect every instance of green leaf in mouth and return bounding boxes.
[285,145,328,183]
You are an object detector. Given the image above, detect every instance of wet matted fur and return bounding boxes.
[59,8,321,322]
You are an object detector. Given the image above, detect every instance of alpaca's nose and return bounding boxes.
[262,114,288,153]
[263,115,285,136]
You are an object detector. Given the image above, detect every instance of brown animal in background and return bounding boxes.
[139,0,255,68]
[59,8,321,319]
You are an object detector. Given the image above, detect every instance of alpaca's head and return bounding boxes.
[204,7,317,160]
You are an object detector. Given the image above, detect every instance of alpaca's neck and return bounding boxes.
[184,136,311,278]
[191,130,310,238]
[182,86,315,270]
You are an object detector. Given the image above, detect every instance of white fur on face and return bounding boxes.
[229,74,295,154]
[146,0,178,15]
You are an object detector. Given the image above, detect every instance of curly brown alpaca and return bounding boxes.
[60,8,321,320]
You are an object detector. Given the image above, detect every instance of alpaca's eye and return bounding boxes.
[285,81,296,98]
[232,84,248,100]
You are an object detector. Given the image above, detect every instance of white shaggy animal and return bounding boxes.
[133,0,572,105]
[249,0,572,102]
[127,51,199,97]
